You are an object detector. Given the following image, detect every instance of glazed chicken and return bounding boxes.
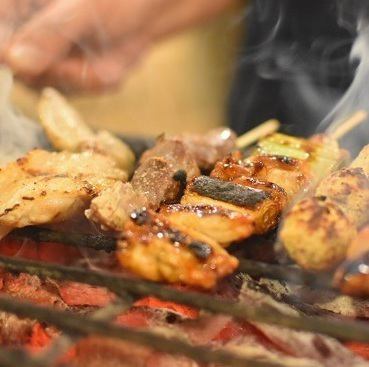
[158,134,344,247]
[117,209,238,289]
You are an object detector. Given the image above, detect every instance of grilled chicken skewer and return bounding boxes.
[161,134,344,247]
[280,144,369,271]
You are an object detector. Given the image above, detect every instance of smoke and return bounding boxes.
[0,67,47,166]
[319,2,369,153]
[231,1,367,142]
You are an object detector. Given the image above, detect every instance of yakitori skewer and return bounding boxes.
[280,140,369,272]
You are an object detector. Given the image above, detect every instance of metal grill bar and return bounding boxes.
[13,228,334,290]
[0,255,368,342]
[0,295,288,367]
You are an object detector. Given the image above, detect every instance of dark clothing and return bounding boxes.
[229,0,355,137]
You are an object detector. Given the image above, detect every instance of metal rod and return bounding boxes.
[0,255,369,342]
[0,295,285,367]
[238,259,334,290]
[0,349,44,367]
[12,228,116,252]
[12,229,336,291]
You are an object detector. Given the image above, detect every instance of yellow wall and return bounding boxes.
[12,5,244,137]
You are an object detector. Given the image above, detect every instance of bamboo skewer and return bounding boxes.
[236,119,280,149]
[1,255,369,342]
[329,110,368,140]
[0,294,287,367]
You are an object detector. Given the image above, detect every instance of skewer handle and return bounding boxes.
[329,110,368,140]
[236,119,280,149]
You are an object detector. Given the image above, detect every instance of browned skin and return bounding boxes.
[316,167,369,227]
[182,176,287,235]
[161,204,255,247]
[212,153,310,199]
[280,197,357,271]
[117,210,238,289]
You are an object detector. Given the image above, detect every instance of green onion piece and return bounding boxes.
[257,140,310,160]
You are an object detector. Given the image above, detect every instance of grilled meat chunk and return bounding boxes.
[117,210,238,289]
[212,153,309,199]
[86,182,148,232]
[182,177,286,235]
[161,204,254,247]
[0,175,95,239]
[18,149,127,192]
[132,137,200,208]
[38,88,135,173]
[316,168,369,227]
[280,197,357,271]
[174,127,237,170]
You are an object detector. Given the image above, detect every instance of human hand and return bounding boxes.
[2,0,236,92]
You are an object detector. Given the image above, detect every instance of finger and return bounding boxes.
[31,36,150,93]
[5,0,93,77]
[0,0,53,57]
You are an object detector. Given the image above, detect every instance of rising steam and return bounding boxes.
[0,68,47,166]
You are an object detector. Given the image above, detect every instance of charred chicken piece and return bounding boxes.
[212,153,309,199]
[335,227,369,296]
[161,204,254,247]
[18,149,127,192]
[132,136,200,208]
[117,210,238,289]
[86,182,148,232]
[279,197,357,271]
[181,176,287,235]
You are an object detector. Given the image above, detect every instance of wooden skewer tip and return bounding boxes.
[236,119,280,149]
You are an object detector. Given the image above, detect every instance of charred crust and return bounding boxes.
[188,241,213,260]
[0,204,20,217]
[21,196,35,201]
[173,169,187,199]
[130,209,212,261]
[192,176,269,208]
[40,191,47,196]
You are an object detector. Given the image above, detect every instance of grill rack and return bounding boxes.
[0,229,365,367]
[0,255,367,367]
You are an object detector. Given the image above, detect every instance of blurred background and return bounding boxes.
[11,3,244,137]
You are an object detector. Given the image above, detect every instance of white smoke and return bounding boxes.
[0,67,47,166]
[317,7,369,153]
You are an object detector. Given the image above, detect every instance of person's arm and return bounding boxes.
[3,0,237,91]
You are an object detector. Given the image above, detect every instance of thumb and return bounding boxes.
[5,0,92,77]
